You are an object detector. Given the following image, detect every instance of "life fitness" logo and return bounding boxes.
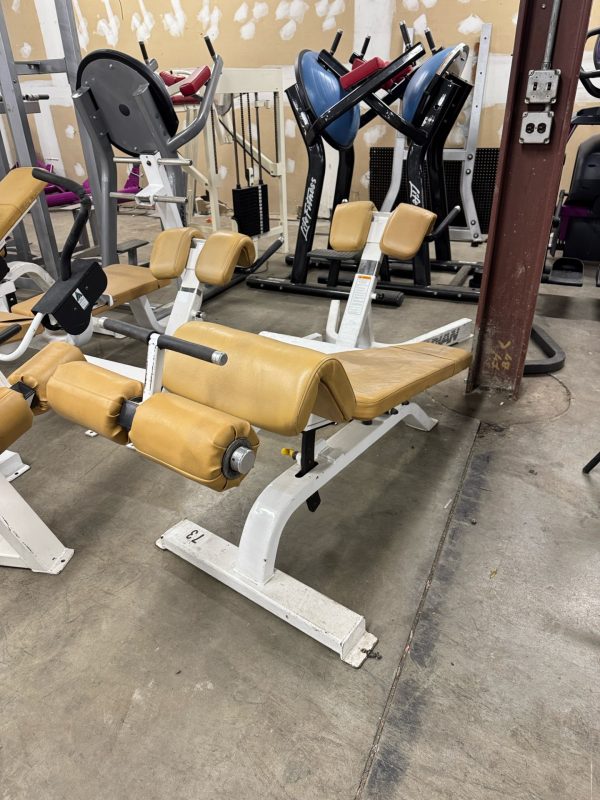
[300,176,317,240]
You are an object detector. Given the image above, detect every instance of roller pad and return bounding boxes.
[130,393,259,491]
[8,342,85,415]
[47,362,143,444]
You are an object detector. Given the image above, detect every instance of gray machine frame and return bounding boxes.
[0,0,101,278]
[73,46,223,266]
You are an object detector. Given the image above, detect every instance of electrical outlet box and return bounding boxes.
[525,69,560,104]
[520,111,554,144]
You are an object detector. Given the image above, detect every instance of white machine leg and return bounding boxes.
[0,449,30,481]
[157,402,436,666]
[0,473,73,573]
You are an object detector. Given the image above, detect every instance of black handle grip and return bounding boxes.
[139,41,150,63]
[0,324,22,345]
[102,318,152,343]
[399,22,411,48]
[427,205,461,241]
[204,35,216,61]
[157,333,227,365]
[330,29,343,55]
[424,28,437,53]
[247,236,284,273]
[360,36,371,58]
[101,318,227,365]
[32,168,88,202]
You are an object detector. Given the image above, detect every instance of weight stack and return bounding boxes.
[232,184,270,237]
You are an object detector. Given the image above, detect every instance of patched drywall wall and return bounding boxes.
[1,0,599,213]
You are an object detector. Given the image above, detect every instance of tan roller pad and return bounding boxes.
[47,362,143,444]
[8,341,85,415]
[130,393,259,492]
[0,388,32,452]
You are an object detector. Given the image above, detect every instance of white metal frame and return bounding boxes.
[0,470,73,573]
[157,401,437,667]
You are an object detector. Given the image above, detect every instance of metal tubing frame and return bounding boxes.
[468,0,593,394]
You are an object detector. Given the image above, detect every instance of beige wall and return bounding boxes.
[1,0,600,211]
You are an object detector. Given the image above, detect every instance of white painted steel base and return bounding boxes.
[158,401,436,666]
[0,449,29,482]
[0,472,73,573]
[157,523,378,667]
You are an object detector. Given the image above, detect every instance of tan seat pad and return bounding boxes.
[336,342,472,420]
[11,264,170,317]
[0,168,47,240]
[102,264,170,305]
[0,387,33,452]
[0,310,35,343]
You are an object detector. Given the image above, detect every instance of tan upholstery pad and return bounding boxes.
[195,231,255,286]
[380,204,437,261]
[0,310,35,343]
[101,264,170,306]
[47,362,143,444]
[11,263,169,317]
[336,343,472,420]
[0,168,46,240]
[0,388,32,453]
[130,392,259,491]
[149,227,203,280]
[163,322,356,435]
[329,201,374,252]
[8,341,85,415]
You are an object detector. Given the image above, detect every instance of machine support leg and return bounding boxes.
[468,0,593,396]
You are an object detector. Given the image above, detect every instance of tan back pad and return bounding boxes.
[329,201,374,252]
[0,168,46,240]
[380,204,437,261]
[195,231,255,286]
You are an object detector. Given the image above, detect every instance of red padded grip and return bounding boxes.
[159,70,184,87]
[179,65,211,96]
[339,56,412,92]
[340,57,386,90]
[171,94,200,105]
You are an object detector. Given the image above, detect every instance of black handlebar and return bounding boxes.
[32,168,90,282]
[399,22,411,49]
[330,29,343,56]
[246,236,284,273]
[424,28,438,54]
[426,206,461,241]
[204,35,216,61]
[101,318,228,365]
[0,324,22,345]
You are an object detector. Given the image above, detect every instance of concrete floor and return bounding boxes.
[1,216,599,799]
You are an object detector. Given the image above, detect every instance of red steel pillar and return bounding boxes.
[468,0,593,397]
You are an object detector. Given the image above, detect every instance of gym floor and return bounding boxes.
[1,213,598,799]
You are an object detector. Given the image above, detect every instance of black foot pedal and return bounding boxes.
[546,257,584,287]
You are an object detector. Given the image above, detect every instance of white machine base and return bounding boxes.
[157,401,436,666]
[157,522,377,667]
[0,471,74,573]
[0,449,30,482]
